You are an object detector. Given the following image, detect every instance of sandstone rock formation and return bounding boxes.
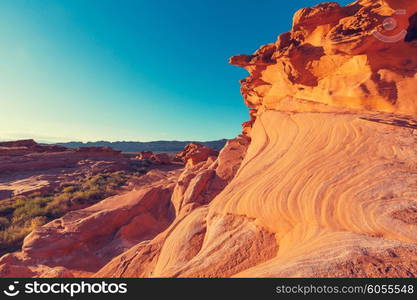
[0,168,180,277]
[230,0,417,118]
[1,0,417,278]
[136,151,154,160]
[94,136,250,277]
[175,143,219,167]
[0,141,135,199]
[151,153,171,165]
[136,151,172,165]
[0,140,67,156]
[96,0,417,277]
[0,140,245,277]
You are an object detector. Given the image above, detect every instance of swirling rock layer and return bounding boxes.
[92,109,417,278]
[213,110,417,277]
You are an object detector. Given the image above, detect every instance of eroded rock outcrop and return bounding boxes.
[230,0,417,118]
[97,0,417,278]
[175,143,219,167]
[136,151,172,165]
[0,141,135,199]
[136,151,154,160]
[95,136,251,277]
[0,140,67,155]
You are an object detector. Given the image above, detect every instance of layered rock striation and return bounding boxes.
[97,0,417,277]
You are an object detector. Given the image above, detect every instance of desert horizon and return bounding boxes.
[1,0,417,298]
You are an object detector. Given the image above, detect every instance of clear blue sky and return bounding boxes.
[0,0,351,142]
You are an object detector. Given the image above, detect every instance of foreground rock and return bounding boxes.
[0,141,227,277]
[0,168,180,277]
[97,111,417,278]
[95,136,250,277]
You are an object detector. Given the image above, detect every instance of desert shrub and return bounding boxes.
[0,171,136,256]
[0,224,32,253]
[62,185,77,193]
[11,196,51,223]
[30,216,48,229]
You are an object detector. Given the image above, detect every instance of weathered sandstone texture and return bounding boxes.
[175,143,219,167]
[97,0,417,277]
[230,0,417,118]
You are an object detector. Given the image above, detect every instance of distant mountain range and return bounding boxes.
[55,139,228,153]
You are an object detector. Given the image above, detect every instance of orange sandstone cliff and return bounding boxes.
[230,0,417,116]
[1,0,417,277]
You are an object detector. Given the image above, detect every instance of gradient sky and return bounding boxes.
[0,0,352,142]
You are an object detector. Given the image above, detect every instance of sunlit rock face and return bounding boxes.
[209,110,417,277]
[230,0,417,118]
[96,0,417,278]
[215,0,417,277]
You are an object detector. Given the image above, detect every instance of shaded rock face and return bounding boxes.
[230,0,417,119]
[136,151,154,160]
[405,12,417,42]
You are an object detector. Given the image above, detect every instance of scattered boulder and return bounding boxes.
[176,143,219,167]
[136,151,154,160]
[135,151,171,165]
[151,153,171,165]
